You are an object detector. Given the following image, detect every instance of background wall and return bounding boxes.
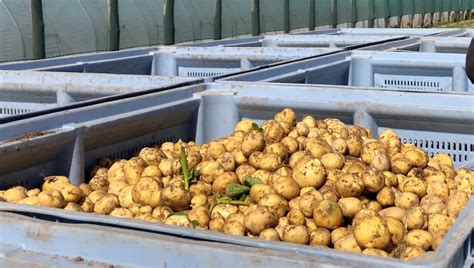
[0,0,472,62]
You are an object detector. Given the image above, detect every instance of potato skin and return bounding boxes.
[353,215,391,249]
[334,233,362,253]
[282,225,310,245]
[244,206,278,235]
[259,228,281,241]
[335,173,365,198]
[292,158,326,188]
[94,194,119,215]
[223,221,246,236]
[160,185,191,212]
[406,229,432,251]
[37,189,65,208]
[313,200,344,230]
[310,228,331,247]
[4,186,27,203]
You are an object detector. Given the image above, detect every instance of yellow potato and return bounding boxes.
[258,193,289,218]
[384,216,405,245]
[406,229,432,251]
[42,176,70,191]
[37,189,65,208]
[309,228,331,247]
[353,215,391,249]
[259,228,281,241]
[335,173,365,198]
[223,221,246,236]
[272,176,300,200]
[4,186,27,203]
[334,233,362,253]
[124,157,148,185]
[94,194,119,215]
[244,206,278,235]
[338,197,363,218]
[313,200,344,230]
[282,225,310,245]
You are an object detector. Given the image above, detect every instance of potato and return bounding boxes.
[331,227,352,245]
[152,206,173,221]
[164,215,192,227]
[272,176,300,200]
[79,183,93,196]
[26,188,40,197]
[37,189,65,208]
[334,234,362,253]
[403,148,428,168]
[259,228,281,241]
[141,166,162,179]
[4,186,27,203]
[346,135,363,157]
[379,207,406,222]
[427,182,450,202]
[211,204,239,220]
[292,158,326,188]
[216,152,236,172]
[352,209,378,227]
[399,246,425,260]
[262,120,285,145]
[248,184,275,203]
[42,176,70,191]
[428,214,453,234]
[353,215,391,249]
[117,185,134,208]
[282,225,310,245]
[447,190,469,218]
[89,166,108,178]
[431,229,448,250]
[424,202,448,216]
[320,153,345,170]
[305,138,332,158]
[139,147,162,166]
[335,173,364,197]
[124,157,148,185]
[370,153,391,172]
[244,206,278,235]
[362,168,385,193]
[188,206,210,227]
[395,192,419,209]
[78,196,94,212]
[212,172,239,194]
[297,192,320,218]
[209,215,225,232]
[391,157,413,175]
[313,200,344,230]
[189,181,212,197]
[88,175,109,192]
[251,170,272,185]
[259,153,282,172]
[132,176,162,207]
[190,194,208,208]
[383,171,398,187]
[160,185,191,212]
[94,194,119,215]
[109,207,134,218]
[404,207,427,230]
[17,196,39,206]
[454,173,473,194]
[287,209,306,225]
[55,183,83,203]
[234,119,255,133]
[258,193,289,218]
[139,205,153,214]
[361,141,386,165]
[406,229,432,251]
[376,187,395,207]
[362,248,390,257]
[107,160,127,181]
[197,161,225,183]
[129,203,141,215]
[223,221,246,236]
[384,216,405,245]
[309,228,331,247]
[400,177,427,199]
[235,164,256,182]
[208,141,226,160]
[241,131,265,157]
[365,201,382,212]
[338,197,363,218]
[63,202,83,212]
[281,137,299,154]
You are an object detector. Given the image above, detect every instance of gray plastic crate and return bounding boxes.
[336,28,465,37]
[222,51,474,93]
[35,47,341,78]
[0,82,472,267]
[260,35,407,48]
[418,37,473,54]
[0,47,156,71]
[0,212,323,267]
[0,71,198,119]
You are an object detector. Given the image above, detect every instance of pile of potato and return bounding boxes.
[1,108,472,261]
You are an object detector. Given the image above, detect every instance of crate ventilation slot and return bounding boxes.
[178,67,239,78]
[374,74,452,92]
[1,107,34,116]
[402,138,473,164]
[104,135,177,160]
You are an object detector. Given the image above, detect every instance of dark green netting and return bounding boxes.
[289,0,309,30]
[424,0,434,13]
[442,0,451,12]
[356,0,375,21]
[389,0,402,16]
[374,0,390,19]
[401,0,414,15]
[221,0,251,38]
[315,0,336,26]
[451,0,460,12]
[414,0,425,14]
[260,0,284,32]
[337,0,356,24]
[434,0,442,12]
